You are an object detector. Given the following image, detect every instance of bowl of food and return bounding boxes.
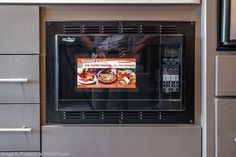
[77,69,97,85]
[98,73,117,84]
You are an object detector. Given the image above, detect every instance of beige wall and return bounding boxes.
[40,4,201,124]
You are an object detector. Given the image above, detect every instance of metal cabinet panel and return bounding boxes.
[42,125,201,157]
[0,6,39,54]
[0,104,40,151]
[216,99,236,157]
[0,55,39,103]
[216,55,236,96]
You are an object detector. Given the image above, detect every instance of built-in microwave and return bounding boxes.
[46,21,195,124]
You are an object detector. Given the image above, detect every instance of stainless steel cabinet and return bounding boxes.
[216,55,236,96]
[0,5,40,153]
[216,99,236,157]
[0,55,39,103]
[0,6,39,54]
[0,104,40,151]
[216,57,236,157]
[42,125,201,157]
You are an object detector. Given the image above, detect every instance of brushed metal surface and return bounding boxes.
[0,55,39,103]
[216,99,236,157]
[216,55,236,96]
[201,0,223,156]
[42,125,201,157]
[0,104,40,151]
[0,0,201,4]
[0,6,39,54]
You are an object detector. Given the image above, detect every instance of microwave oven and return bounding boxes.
[46,21,195,124]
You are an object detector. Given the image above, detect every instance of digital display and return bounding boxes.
[77,58,136,88]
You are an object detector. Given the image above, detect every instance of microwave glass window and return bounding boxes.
[57,35,183,111]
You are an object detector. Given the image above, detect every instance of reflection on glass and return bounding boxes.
[57,35,183,111]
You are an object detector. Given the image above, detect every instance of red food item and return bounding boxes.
[79,72,95,82]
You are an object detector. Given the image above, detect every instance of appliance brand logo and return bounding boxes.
[61,37,75,42]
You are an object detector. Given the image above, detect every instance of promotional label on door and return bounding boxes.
[77,58,136,88]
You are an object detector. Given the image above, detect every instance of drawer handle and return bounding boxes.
[0,126,32,132]
[0,78,29,83]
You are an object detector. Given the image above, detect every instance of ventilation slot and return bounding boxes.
[141,112,159,119]
[160,112,177,119]
[64,112,81,120]
[122,111,141,119]
[103,26,119,33]
[83,26,100,33]
[83,112,100,119]
[160,25,177,34]
[103,112,120,119]
[64,111,177,121]
[122,26,139,33]
[142,26,159,33]
[63,24,177,34]
[64,111,100,120]
[64,26,81,33]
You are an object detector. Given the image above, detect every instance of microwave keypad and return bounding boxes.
[162,58,180,93]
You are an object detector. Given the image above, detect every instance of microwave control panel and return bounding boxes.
[162,58,180,93]
[161,47,182,98]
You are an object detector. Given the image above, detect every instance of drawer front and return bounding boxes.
[0,6,39,54]
[216,55,236,96]
[216,99,236,157]
[43,125,201,157]
[0,104,40,151]
[0,55,39,103]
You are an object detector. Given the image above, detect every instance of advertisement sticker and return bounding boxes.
[77,58,136,88]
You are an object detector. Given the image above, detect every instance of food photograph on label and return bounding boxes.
[77,58,136,88]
